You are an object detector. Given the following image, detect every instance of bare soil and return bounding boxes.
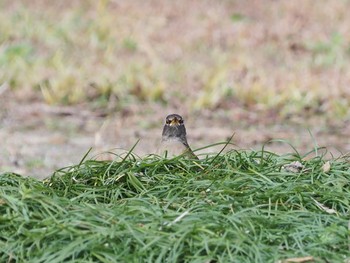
[1,92,349,179]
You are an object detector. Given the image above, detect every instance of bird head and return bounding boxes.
[162,114,187,138]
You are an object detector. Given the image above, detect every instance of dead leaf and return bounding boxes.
[322,161,331,173]
[311,197,337,214]
[282,256,314,263]
[283,161,304,173]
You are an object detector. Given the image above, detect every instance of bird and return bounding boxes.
[160,114,198,159]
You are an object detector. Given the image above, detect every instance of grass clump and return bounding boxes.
[1,149,350,262]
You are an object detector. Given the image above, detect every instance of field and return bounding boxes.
[1,0,350,177]
[1,149,350,262]
[1,0,350,262]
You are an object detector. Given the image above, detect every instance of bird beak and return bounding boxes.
[170,118,179,126]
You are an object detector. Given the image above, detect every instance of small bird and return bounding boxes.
[160,114,198,159]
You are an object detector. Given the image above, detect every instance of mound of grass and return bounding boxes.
[1,149,349,262]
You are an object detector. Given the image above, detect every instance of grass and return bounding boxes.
[1,1,350,119]
[1,147,350,262]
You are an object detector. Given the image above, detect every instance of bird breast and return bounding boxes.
[159,137,188,157]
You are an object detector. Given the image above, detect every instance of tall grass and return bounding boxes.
[1,149,349,262]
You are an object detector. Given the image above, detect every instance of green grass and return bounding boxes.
[1,148,350,262]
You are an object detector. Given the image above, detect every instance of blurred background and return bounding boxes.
[1,0,350,178]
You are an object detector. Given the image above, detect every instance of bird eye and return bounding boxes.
[179,119,183,124]
[166,119,171,124]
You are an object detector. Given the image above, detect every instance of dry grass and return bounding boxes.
[1,0,350,118]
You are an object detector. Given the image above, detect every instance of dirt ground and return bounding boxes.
[1,91,349,180]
